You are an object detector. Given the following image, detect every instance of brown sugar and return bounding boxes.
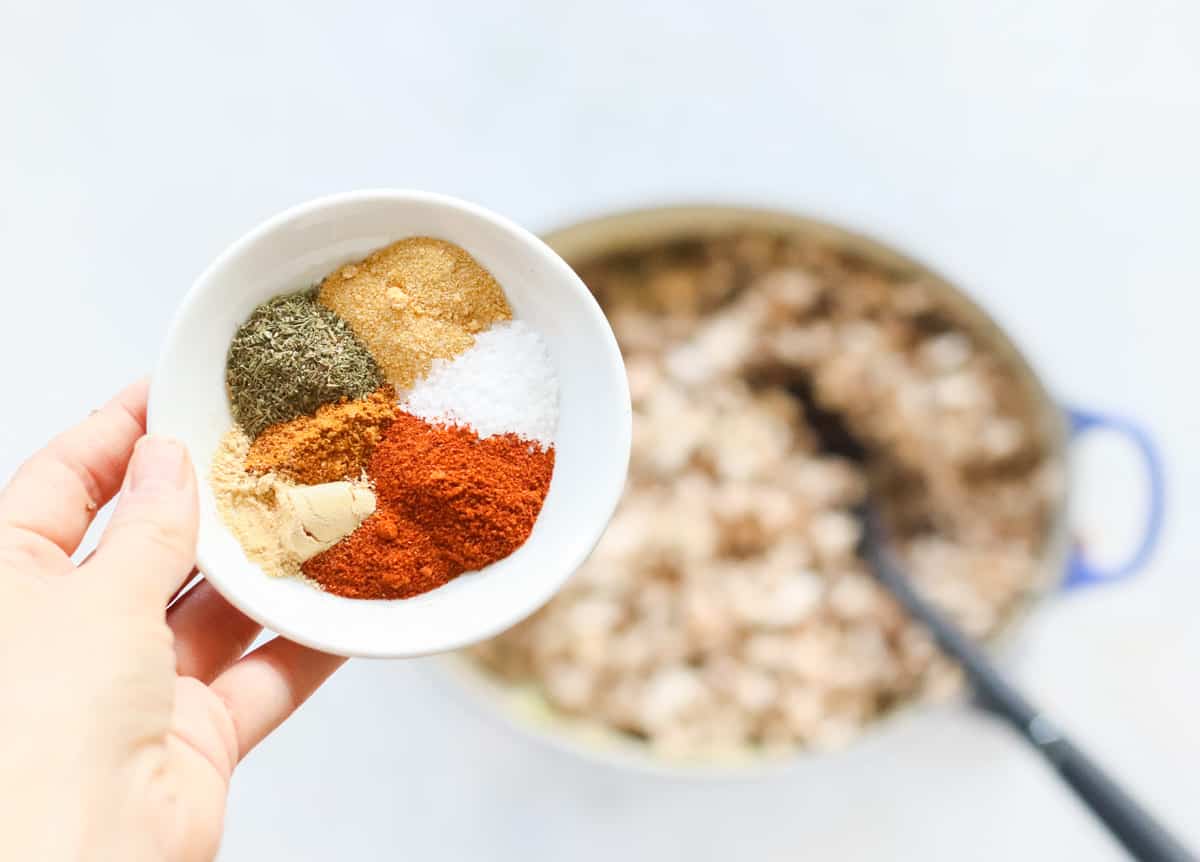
[245,387,400,484]
[317,237,512,388]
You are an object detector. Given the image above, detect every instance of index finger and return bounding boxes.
[0,380,148,557]
[210,637,346,759]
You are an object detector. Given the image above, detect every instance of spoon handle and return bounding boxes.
[862,510,1195,862]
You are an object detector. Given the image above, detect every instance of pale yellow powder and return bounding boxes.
[210,427,375,578]
[277,482,376,561]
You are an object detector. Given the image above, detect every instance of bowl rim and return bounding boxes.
[148,188,632,658]
[443,201,1073,774]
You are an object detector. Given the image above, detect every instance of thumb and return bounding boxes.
[88,435,198,605]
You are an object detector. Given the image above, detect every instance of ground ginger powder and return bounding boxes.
[212,428,376,578]
[245,387,399,484]
[317,237,512,388]
[277,482,376,561]
[211,428,304,578]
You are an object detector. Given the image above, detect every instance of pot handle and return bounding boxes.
[1063,408,1165,588]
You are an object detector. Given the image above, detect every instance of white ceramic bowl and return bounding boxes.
[149,190,631,658]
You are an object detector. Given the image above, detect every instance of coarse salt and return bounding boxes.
[401,320,558,448]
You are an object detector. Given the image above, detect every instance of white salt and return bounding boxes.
[401,320,559,448]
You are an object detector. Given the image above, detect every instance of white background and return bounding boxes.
[2,1,1198,859]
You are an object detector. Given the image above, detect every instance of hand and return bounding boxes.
[0,381,345,861]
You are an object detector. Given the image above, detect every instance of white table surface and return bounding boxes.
[2,2,1197,859]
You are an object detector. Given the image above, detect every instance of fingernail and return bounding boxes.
[129,436,189,493]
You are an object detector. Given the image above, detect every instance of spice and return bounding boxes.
[246,386,399,484]
[302,508,450,599]
[216,237,559,601]
[277,482,377,561]
[227,289,383,437]
[402,320,559,449]
[212,428,300,577]
[302,413,555,599]
[317,237,512,388]
[212,428,376,575]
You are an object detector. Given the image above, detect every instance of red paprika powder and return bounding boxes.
[302,412,555,599]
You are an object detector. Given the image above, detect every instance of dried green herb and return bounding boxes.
[226,288,384,438]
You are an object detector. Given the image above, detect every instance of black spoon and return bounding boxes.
[793,382,1195,862]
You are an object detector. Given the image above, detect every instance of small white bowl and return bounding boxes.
[149,190,631,658]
